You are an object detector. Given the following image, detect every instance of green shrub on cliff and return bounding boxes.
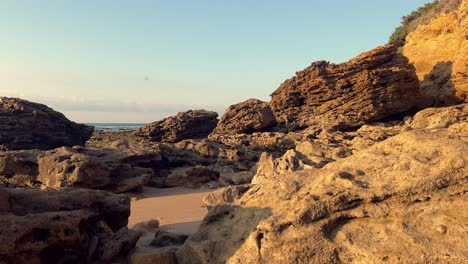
[388,0,461,47]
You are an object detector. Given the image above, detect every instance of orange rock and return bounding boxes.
[403,0,467,105]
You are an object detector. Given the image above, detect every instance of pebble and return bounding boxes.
[435,224,447,234]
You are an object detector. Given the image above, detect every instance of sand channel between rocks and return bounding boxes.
[128,186,213,235]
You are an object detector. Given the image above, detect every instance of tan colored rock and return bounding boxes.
[411,103,468,129]
[253,150,315,184]
[0,97,94,150]
[132,219,160,234]
[0,146,154,192]
[178,130,468,263]
[448,122,468,138]
[37,147,113,189]
[203,185,251,208]
[214,99,276,135]
[0,149,41,188]
[403,1,468,105]
[269,45,420,130]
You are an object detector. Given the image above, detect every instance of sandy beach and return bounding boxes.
[129,187,213,236]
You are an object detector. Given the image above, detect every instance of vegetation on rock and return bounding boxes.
[388,0,461,47]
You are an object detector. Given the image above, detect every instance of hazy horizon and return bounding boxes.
[1,0,431,123]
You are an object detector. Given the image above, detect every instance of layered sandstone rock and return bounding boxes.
[269,45,420,130]
[214,99,277,135]
[134,110,218,143]
[403,0,467,106]
[178,129,468,263]
[0,97,93,150]
[0,187,140,263]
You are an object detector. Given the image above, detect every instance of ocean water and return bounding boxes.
[85,123,146,131]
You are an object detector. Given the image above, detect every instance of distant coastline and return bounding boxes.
[85,123,146,131]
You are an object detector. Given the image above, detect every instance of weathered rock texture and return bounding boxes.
[178,128,468,263]
[135,110,218,143]
[214,99,277,135]
[411,103,468,129]
[403,0,467,106]
[269,45,420,130]
[0,97,93,150]
[83,116,411,189]
[0,187,141,263]
[0,146,152,193]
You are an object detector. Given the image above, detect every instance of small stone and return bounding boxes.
[132,219,160,233]
[435,225,447,234]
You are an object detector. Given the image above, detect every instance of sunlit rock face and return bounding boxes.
[403,0,468,106]
[269,45,420,131]
[178,127,468,264]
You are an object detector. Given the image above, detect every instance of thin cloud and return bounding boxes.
[0,91,226,115]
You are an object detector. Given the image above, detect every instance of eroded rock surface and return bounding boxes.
[0,97,93,150]
[410,103,468,129]
[135,110,218,143]
[0,146,153,193]
[269,45,420,130]
[403,0,467,106]
[0,187,141,263]
[178,129,468,263]
[214,99,277,135]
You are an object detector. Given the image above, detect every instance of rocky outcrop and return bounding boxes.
[403,0,467,106]
[84,116,411,190]
[0,97,94,150]
[165,166,220,188]
[214,99,277,135]
[253,150,322,184]
[0,146,153,193]
[129,230,188,264]
[410,103,468,129]
[134,110,218,143]
[269,45,420,130]
[0,187,141,263]
[202,185,252,209]
[177,129,468,263]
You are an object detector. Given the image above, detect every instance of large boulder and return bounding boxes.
[135,110,218,143]
[177,129,468,263]
[0,97,94,150]
[214,99,277,135]
[403,0,467,106]
[0,187,141,263]
[269,45,420,130]
[0,146,153,193]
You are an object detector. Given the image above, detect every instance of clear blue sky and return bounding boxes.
[0,0,430,123]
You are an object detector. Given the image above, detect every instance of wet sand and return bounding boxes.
[128,187,212,235]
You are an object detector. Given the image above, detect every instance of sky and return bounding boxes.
[0,0,431,123]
